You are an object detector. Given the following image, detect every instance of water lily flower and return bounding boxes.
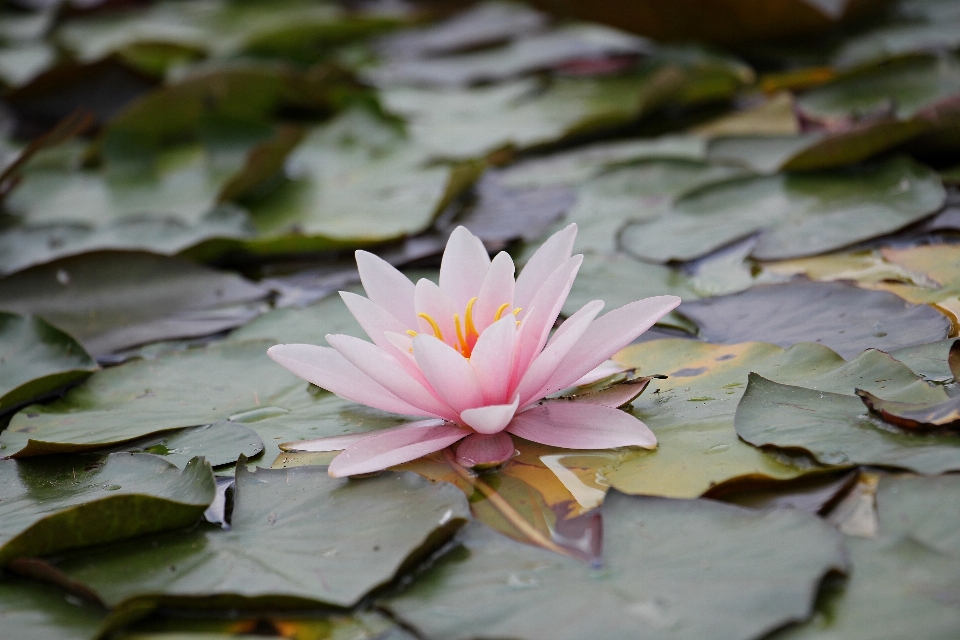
[268,225,680,477]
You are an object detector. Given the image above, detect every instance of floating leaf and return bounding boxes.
[834,0,960,67]
[735,373,960,473]
[692,91,799,137]
[714,470,858,513]
[383,491,845,640]
[0,313,97,412]
[875,474,960,557]
[0,577,103,640]
[856,387,960,431]
[620,157,945,262]
[0,453,215,565]
[104,423,265,469]
[46,467,469,609]
[605,339,947,497]
[123,610,398,640]
[890,338,957,383]
[227,291,365,346]
[0,251,268,355]
[678,280,951,359]
[0,206,254,277]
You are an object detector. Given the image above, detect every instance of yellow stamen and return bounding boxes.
[493,302,511,321]
[417,313,443,341]
[512,307,522,316]
[464,297,478,340]
[406,330,418,338]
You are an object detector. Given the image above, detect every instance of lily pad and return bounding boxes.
[875,474,960,557]
[104,423,265,469]
[227,292,365,346]
[0,251,269,355]
[383,491,845,640]
[834,0,960,67]
[856,387,960,430]
[0,206,255,277]
[0,453,215,565]
[47,467,469,609]
[677,280,951,359]
[0,577,104,640]
[0,313,97,412]
[891,339,958,382]
[605,339,947,497]
[735,373,960,473]
[619,157,945,262]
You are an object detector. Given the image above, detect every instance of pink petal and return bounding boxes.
[267,344,428,417]
[355,251,417,328]
[413,335,485,413]
[414,278,459,350]
[516,300,603,407]
[279,419,445,452]
[455,432,515,468]
[328,423,470,477]
[326,334,457,421]
[460,395,520,434]
[572,361,628,387]
[439,226,491,311]
[339,291,409,351]
[472,252,516,333]
[512,254,583,382]
[507,401,657,449]
[563,378,651,408]
[513,224,577,315]
[539,296,681,397]
[469,315,518,405]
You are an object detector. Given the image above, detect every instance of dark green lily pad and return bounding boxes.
[605,339,947,498]
[735,373,960,473]
[890,338,958,382]
[876,474,960,557]
[227,290,365,345]
[620,157,945,262]
[0,313,97,412]
[49,467,469,609]
[0,577,104,640]
[383,491,845,640]
[834,1,960,67]
[678,280,951,359]
[0,206,255,277]
[0,251,268,355]
[104,423,264,469]
[0,453,215,565]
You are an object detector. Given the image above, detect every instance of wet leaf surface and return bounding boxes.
[0,576,104,640]
[736,373,960,473]
[383,491,845,640]
[605,339,947,497]
[0,453,215,565]
[678,280,951,359]
[47,467,469,609]
[620,157,945,262]
[0,252,269,355]
[0,313,97,412]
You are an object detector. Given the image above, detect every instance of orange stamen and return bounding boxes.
[464,297,479,340]
[454,313,470,357]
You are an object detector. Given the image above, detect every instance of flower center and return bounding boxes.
[407,296,520,358]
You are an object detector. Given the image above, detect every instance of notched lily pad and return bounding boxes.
[0,313,98,412]
[678,280,951,359]
[46,467,469,609]
[856,388,960,431]
[0,453,215,565]
[383,491,846,640]
[736,373,960,474]
[103,422,265,469]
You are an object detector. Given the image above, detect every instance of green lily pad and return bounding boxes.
[735,373,960,473]
[383,491,845,640]
[245,109,469,251]
[890,338,958,382]
[620,156,945,262]
[0,251,268,355]
[0,339,414,467]
[0,313,97,412]
[834,0,960,67]
[122,610,398,640]
[605,339,948,498]
[678,280,951,359]
[798,53,960,121]
[0,577,104,640]
[772,473,960,640]
[48,467,469,609]
[227,290,364,345]
[0,206,255,277]
[104,423,265,469]
[0,453,215,565]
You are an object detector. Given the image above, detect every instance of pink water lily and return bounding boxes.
[268,224,680,477]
